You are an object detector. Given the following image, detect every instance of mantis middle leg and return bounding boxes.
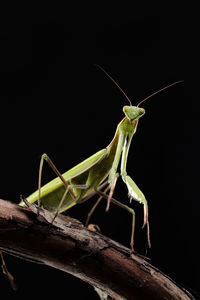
[85,184,111,227]
[95,189,135,252]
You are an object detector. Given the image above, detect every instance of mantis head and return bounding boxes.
[123,106,145,121]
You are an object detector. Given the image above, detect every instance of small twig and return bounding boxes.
[0,250,17,291]
[0,199,195,300]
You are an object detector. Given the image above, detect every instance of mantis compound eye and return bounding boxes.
[138,107,145,115]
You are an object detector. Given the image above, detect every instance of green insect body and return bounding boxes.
[20,105,147,251]
[19,67,182,251]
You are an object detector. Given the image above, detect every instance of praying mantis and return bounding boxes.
[19,66,183,251]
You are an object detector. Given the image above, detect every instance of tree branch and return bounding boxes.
[0,199,195,300]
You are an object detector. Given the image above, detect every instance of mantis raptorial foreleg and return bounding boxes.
[106,175,118,212]
[120,132,151,248]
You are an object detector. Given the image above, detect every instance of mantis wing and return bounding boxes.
[20,148,108,205]
[63,149,107,181]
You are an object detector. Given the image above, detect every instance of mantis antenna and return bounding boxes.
[95,64,133,106]
[137,80,184,107]
[95,65,183,108]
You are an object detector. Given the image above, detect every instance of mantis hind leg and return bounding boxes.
[51,183,90,224]
[95,189,135,252]
[38,153,76,209]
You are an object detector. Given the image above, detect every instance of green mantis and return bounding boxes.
[19,66,182,251]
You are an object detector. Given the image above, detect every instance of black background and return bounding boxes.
[0,7,200,299]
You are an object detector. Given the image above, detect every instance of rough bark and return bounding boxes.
[0,199,195,300]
